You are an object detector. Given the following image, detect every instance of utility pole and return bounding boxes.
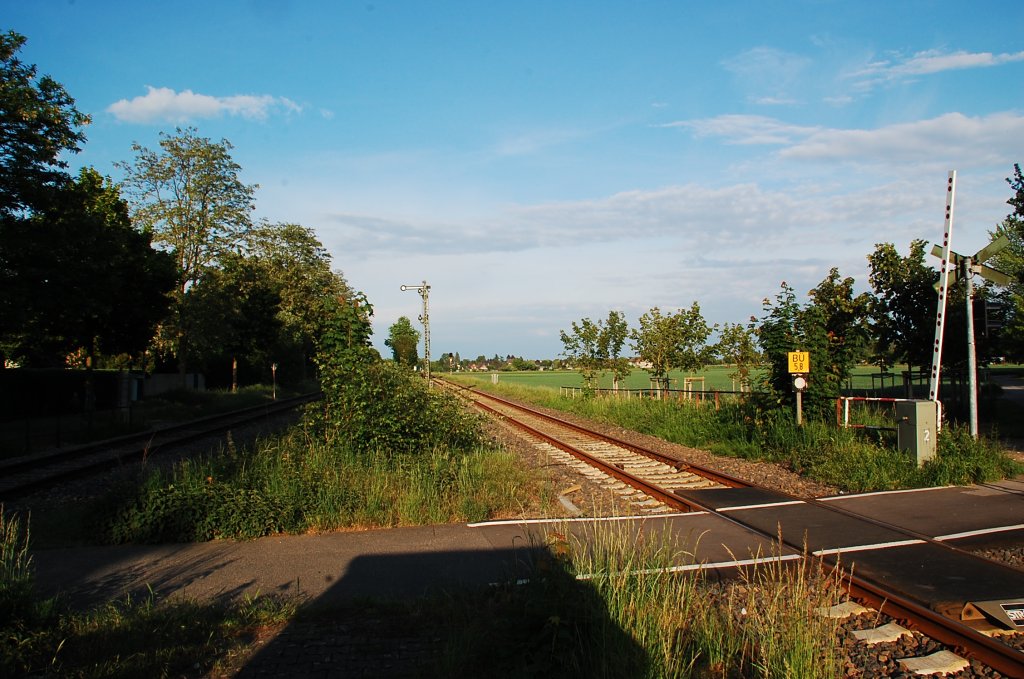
[963,257,979,437]
[400,281,431,386]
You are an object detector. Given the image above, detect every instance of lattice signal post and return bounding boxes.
[400,281,431,386]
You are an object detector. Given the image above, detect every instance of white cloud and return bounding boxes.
[847,49,1024,92]
[896,49,1024,75]
[314,164,1015,359]
[664,112,1024,167]
[824,94,854,107]
[321,179,925,262]
[107,86,302,123]
[780,112,1024,164]
[491,126,592,157]
[721,47,810,106]
[660,114,820,145]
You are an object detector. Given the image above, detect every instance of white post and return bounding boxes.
[928,171,957,404]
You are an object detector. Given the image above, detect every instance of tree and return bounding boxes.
[183,253,283,389]
[385,316,420,367]
[510,356,537,371]
[756,281,837,415]
[0,31,91,365]
[0,31,89,219]
[715,321,761,391]
[757,272,871,419]
[1007,163,1024,218]
[559,317,604,390]
[239,221,350,380]
[867,241,939,374]
[988,164,1024,360]
[807,268,872,396]
[120,127,256,291]
[119,127,257,377]
[599,310,632,389]
[2,168,175,366]
[630,303,715,392]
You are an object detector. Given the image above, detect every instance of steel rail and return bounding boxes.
[451,380,1024,675]
[847,572,1024,678]
[446,380,749,489]
[467,395,702,511]
[453,380,1020,567]
[0,393,319,475]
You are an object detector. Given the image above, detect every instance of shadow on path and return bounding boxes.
[231,542,650,678]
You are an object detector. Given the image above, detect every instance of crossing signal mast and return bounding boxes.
[928,171,1012,438]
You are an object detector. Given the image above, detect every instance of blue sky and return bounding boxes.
[7,1,1024,360]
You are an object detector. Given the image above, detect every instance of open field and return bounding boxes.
[450,363,1024,398]
[452,366,747,392]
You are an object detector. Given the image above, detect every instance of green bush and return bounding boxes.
[328,360,483,455]
[106,480,293,543]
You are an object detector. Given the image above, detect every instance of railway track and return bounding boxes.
[444,378,749,513]
[448,380,1024,677]
[0,392,319,501]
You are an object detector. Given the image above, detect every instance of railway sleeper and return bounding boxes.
[820,602,975,676]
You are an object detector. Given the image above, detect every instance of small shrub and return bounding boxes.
[924,425,1024,485]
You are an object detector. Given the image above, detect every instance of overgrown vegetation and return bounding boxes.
[567,526,844,679]
[429,525,844,678]
[85,292,537,543]
[95,427,532,543]
[465,380,1023,492]
[1,507,298,677]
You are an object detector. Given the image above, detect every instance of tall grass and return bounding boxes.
[0,507,32,614]
[435,522,844,678]
[465,380,1024,492]
[1,503,310,677]
[97,424,537,543]
[567,524,844,678]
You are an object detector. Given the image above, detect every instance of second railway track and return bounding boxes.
[0,392,319,502]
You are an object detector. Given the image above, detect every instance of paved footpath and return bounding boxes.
[30,513,782,611]
[31,523,539,610]
[27,515,782,676]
